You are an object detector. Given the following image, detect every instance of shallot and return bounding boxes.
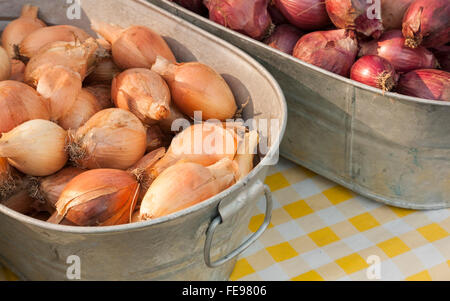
[274,0,330,31]
[350,55,399,91]
[264,24,304,55]
[397,69,450,101]
[152,56,237,120]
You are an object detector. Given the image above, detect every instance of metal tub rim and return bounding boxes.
[159,0,450,107]
[0,0,288,235]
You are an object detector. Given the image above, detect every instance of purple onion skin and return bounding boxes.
[359,30,439,73]
[293,29,358,77]
[402,0,450,49]
[170,0,207,15]
[274,0,330,31]
[397,69,450,101]
[203,0,272,40]
[264,24,304,55]
[350,55,399,91]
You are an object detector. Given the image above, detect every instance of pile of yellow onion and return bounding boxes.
[0,5,258,227]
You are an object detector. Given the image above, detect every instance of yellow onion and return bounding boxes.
[0,47,11,81]
[0,120,68,176]
[91,21,176,69]
[140,158,236,220]
[112,68,171,124]
[29,167,84,211]
[9,59,25,82]
[67,108,147,170]
[84,84,113,109]
[18,25,91,60]
[59,88,103,130]
[85,56,120,84]
[152,56,237,120]
[128,147,166,206]
[0,158,19,200]
[146,125,171,152]
[233,130,259,180]
[1,5,46,58]
[1,190,36,215]
[25,38,100,86]
[0,80,50,134]
[150,122,238,177]
[34,65,83,122]
[50,169,139,226]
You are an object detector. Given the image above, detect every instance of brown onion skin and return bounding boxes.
[359,30,439,73]
[402,0,450,49]
[293,29,358,77]
[381,0,415,30]
[264,24,304,55]
[397,69,450,101]
[325,0,384,38]
[57,169,139,226]
[350,55,398,91]
[274,0,330,31]
[9,59,25,82]
[432,45,450,72]
[204,0,273,40]
[0,81,50,134]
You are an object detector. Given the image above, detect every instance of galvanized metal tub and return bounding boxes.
[0,0,287,280]
[148,0,450,209]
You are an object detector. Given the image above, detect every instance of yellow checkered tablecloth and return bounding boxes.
[1,158,449,281]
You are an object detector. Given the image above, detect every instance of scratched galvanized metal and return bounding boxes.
[0,0,287,280]
[148,0,450,209]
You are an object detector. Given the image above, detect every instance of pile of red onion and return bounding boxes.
[177,0,450,101]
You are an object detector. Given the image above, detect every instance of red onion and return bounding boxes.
[264,24,304,55]
[381,0,415,30]
[359,30,439,73]
[402,0,450,48]
[268,2,287,25]
[350,55,399,91]
[293,29,358,77]
[325,0,384,38]
[170,0,207,15]
[397,69,450,101]
[432,45,450,72]
[273,0,330,30]
[203,0,273,40]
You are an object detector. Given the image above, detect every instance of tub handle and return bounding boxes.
[204,183,273,268]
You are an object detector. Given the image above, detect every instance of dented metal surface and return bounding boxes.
[149,0,450,209]
[0,0,287,280]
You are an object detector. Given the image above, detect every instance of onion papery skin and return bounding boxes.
[293,29,358,77]
[112,68,171,124]
[0,80,50,134]
[274,0,330,31]
[91,22,176,70]
[325,0,384,38]
[151,56,237,121]
[350,55,399,91]
[402,0,450,49]
[9,59,25,82]
[1,5,46,58]
[0,47,11,81]
[84,84,114,109]
[0,120,68,177]
[381,0,415,30]
[264,24,304,55]
[19,25,91,60]
[56,169,139,226]
[69,108,147,170]
[397,69,450,101]
[359,30,439,73]
[140,158,236,220]
[59,88,103,130]
[203,0,273,40]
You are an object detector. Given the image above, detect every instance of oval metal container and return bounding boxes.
[149,0,450,209]
[0,0,287,280]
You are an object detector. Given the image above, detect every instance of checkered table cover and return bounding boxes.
[1,158,449,281]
